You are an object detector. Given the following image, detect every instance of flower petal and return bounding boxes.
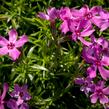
[81,28,95,37]
[71,8,82,17]
[22,92,31,101]
[8,29,17,42]
[16,97,24,106]
[98,66,109,80]
[80,5,89,16]
[0,36,8,46]
[47,7,57,20]
[74,77,84,85]
[78,37,92,46]
[0,104,5,109]
[100,95,109,104]
[90,6,102,15]
[90,93,98,103]
[1,83,8,100]
[15,35,28,47]
[59,7,72,20]
[38,12,49,20]
[103,87,109,95]
[100,23,109,31]
[7,99,18,109]
[9,48,20,60]
[60,20,69,34]
[82,47,96,63]
[87,65,97,78]
[92,16,102,28]
[0,47,8,56]
[20,103,29,109]
[101,55,109,66]
[10,84,20,97]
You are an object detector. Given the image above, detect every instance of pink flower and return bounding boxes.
[0,29,28,60]
[82,36,109,80]
[38,7,59,21]
[75,76,95,95]
[59,7,80,34]
[90,81,109,104]
[70,20,95,45]
[59,7,73,20]
[7,99,29,109]
[79,5,102,19]
[0,83,8,109]
[71,5,102,27]
[10,84,31,101]
[93,11,109,31]
[7,84,31,109]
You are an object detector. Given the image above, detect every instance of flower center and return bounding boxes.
[7,42,15,49]
[19,92,24,97]
[75,30,81,36]
[95,60,101,66]
[85,12,92,20]
[96,89,103,97]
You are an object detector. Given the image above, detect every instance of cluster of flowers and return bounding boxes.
[0,83,31,109]
[38,5,109,109]
[0,29,31,108]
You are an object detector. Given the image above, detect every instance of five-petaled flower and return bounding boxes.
[82,36,109,80]
[10,84,31,101]
[90,81,109,104]
[75,76,95,96]
[7,84,31,109]
[0,29,28,60]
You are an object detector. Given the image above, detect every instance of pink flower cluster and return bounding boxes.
[38,5,109,108]
[0,83,31,109]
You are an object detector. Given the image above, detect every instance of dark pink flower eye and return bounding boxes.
[85,12,93,20]
[75,30,81,36]
[19,92,24,97]
[95,60,101,66]
[7,42,15,49]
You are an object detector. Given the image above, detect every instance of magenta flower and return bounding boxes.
[59,7,80,34]
[75,76,95,95]
[38,7,59,21]
[59,7,73,20]
[7,99,29,109]
[7,84,31,109]
[10,84,31,101]
[74,5,102,26]
[90,81,109,104]
[0,29,28,60]
[7,99,18,109]
[93,11,109,31]
[60,5,101,21]
[69,5,103,29]
[80,5,101,19]
[60,18,79,34]
[82,36,109,80]
[0,83,8,109]
[70,20,95,45]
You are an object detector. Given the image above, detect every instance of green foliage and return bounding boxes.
[0,0,107,109]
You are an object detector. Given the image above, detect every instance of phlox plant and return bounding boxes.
[1,0,109,109]
[38,4,109,109]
